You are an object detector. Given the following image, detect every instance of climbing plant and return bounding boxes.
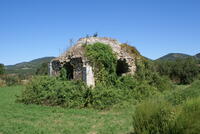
[85,43,117,85]
[60,67,67,80]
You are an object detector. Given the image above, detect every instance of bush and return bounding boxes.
[136,59,174,92]
[85,42,117,85]
[130,82,159,102]
[155,58,200,84]
[175,97,200,134]
[132,81,200,134]
[0,64,5,75]
[132,99,181,134]
[19,76,126,109]
[60,68,67,80]
[0,79,6,87]
[18,75,164,109]
[166,80,200,105]
[114,75,161,103]
[18,73,172,110]
[18,76,88,108]
[0,74,20,86]
[35,62,49,75]
[91,86,123,109]
[85,82,158,109]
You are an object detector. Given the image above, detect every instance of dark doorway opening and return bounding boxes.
[52,60,61,71]
[116,59,129,76]
[63,62,74,80]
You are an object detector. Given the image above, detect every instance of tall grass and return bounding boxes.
[132,80,200,134]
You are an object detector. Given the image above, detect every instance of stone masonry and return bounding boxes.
[49,37,138,87]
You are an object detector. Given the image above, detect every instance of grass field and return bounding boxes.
[0,86,134,134]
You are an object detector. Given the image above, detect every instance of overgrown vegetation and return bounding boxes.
[136,59,174,92]
[18,43,174,109]
[120,43,141,57]
[0,63,5,75]
[0,86,134,134]
[133,99,180,134]
[132,80,200,134]
[155,58,200,84]
[35,62,49,75]
[176,97,200,134]
[85,42,118,85]
[165,80,200,105]
[0,58,52,87]
[0,74,20,86]
[14,42,200,133]
[0,64,6,87]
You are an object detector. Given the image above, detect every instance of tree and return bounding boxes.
[36,62,48,75]
[155,58,200,84]
[0,64,5,75]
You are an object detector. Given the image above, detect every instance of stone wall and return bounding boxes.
[49,37,138,87]
[85,63,95,87]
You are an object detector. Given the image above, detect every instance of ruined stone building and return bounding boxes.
[49,37,139,87]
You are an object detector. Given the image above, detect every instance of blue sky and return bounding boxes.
[0,0,200,65]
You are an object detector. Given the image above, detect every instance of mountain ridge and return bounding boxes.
[5,57,55,75]
[157,53,200,61]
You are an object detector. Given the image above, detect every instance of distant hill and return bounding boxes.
[195,53,200,59]
[5,57,55,75]
[157,52,200,61]
[157,53,192,61]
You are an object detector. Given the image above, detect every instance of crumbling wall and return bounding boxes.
[49,60,62,76]
[49,37,138,87]
[85,63,95,87]
[70,57,83,81]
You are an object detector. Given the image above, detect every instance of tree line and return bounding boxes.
[155,58,200,84]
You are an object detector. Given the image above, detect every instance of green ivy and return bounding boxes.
[85,42,117,85]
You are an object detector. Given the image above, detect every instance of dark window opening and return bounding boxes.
[116,59,129,76]
[63,62,74,80]
[70,57,83,81]
[52,61,61,71]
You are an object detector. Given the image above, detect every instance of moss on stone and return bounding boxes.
[120,43,141,57]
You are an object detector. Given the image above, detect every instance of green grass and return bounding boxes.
[0,86,134,134]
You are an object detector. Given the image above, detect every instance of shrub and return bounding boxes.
[60,67,67,80]
[91,86,123,109]
[85,42,117,85]
[89,82,158,109]
[18,75,164,109]
[35,62,49,75]
[115,75,160,103]
[18,76,127,109]
[166,80,200,105]
[175,97,200,134]
[0,74,20,86]
[115,75,139,90]
[132,99,181,134]
[130,82,158,102]
[0,79,6,87]
[18,76,88,108]
[155,58,200,84]
[0,64,5,75]
[132,81,200,134]
[136,59,174,92]
[149,73,174,92]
